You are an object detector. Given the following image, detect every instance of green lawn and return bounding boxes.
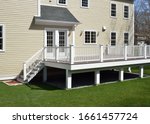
[0,76,150,107]
[0,65,150,107]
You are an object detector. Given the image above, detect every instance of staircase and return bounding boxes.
[17,48,45,83]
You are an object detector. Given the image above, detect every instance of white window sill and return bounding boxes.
[81,6,89,9]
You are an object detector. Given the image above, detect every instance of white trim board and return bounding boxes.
[0,75,17,81]
[44,59,150,71]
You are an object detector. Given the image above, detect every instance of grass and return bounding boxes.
[0,65,150,107]
[0,76,150,107]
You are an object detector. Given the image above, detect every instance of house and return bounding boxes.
[0,0,150,89]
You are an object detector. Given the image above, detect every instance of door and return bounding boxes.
[46,31,55,58]
[59,31,67,57]
[46,30,67,59]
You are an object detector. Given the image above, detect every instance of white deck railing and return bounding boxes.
[44,45,150,64]
[23,48,44,81]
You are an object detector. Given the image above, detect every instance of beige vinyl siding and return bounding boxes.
[0,0,43,76]
[41,0,134,46]
[0,0,134,77]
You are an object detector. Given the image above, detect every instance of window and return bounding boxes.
[124,33,129,45]
[85,31,96,44]
[124,5,129,18]
[111,32,116,46]
[0,25,4,51]
[58,0,67,5]
[81,0,89,8]
[111,3,116,17]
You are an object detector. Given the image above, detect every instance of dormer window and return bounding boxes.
[58,0,67,5]
[81,0,89,8]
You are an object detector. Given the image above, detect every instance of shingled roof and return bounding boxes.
[35,5,80,26]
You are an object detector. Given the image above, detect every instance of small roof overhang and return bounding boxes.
[34,5,80,27]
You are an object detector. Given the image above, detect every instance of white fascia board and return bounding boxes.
[70,59,150,71]
[35,18,79,27]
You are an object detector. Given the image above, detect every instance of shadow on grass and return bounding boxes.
[25,82,62,91]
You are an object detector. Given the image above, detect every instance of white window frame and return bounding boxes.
[81,0,89,9]
[84,30,97,44]
[57,0,67,6]
[123,4,129,19]
[0,24,5,52]
[110,31,117,46]
[124,32,129,45]
[110,2,117,18]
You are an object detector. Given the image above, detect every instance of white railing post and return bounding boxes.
[55,45,59,62]
[100,45,104,62]
[70,45,74,64]
[44,47,47,60]
[124,45,128,60]
[144,44,147,59]
[23,63,27,81]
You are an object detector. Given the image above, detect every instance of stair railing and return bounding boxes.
[23,48,44,81]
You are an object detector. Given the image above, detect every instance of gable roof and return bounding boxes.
[35,5,80,26]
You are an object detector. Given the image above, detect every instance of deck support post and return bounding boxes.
[95,70,100,85]
[66,70,72,89]
[139,66,144,78]
[119,68,124,81]
[43,66,47,82]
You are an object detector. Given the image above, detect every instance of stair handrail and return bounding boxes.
[23,48,44,81]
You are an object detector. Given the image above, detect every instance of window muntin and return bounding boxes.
[47,31,54,47]
[124,5,129,18]
[81,0,89,8]
[111,3,116,17]
[85,31,96,44]
[58,0,67,5]
[111,32,116,46]
[124,33,129,45]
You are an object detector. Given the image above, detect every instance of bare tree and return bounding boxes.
[135,0,150,44]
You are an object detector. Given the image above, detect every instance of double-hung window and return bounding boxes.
[111,32,116,46]
[124,5,129,18]
[124,33,129,45]
[85,31,96,44]
[58,0,67,5]
[111,3,116,17]
[81,0,89,8]
[0,25,4,51]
